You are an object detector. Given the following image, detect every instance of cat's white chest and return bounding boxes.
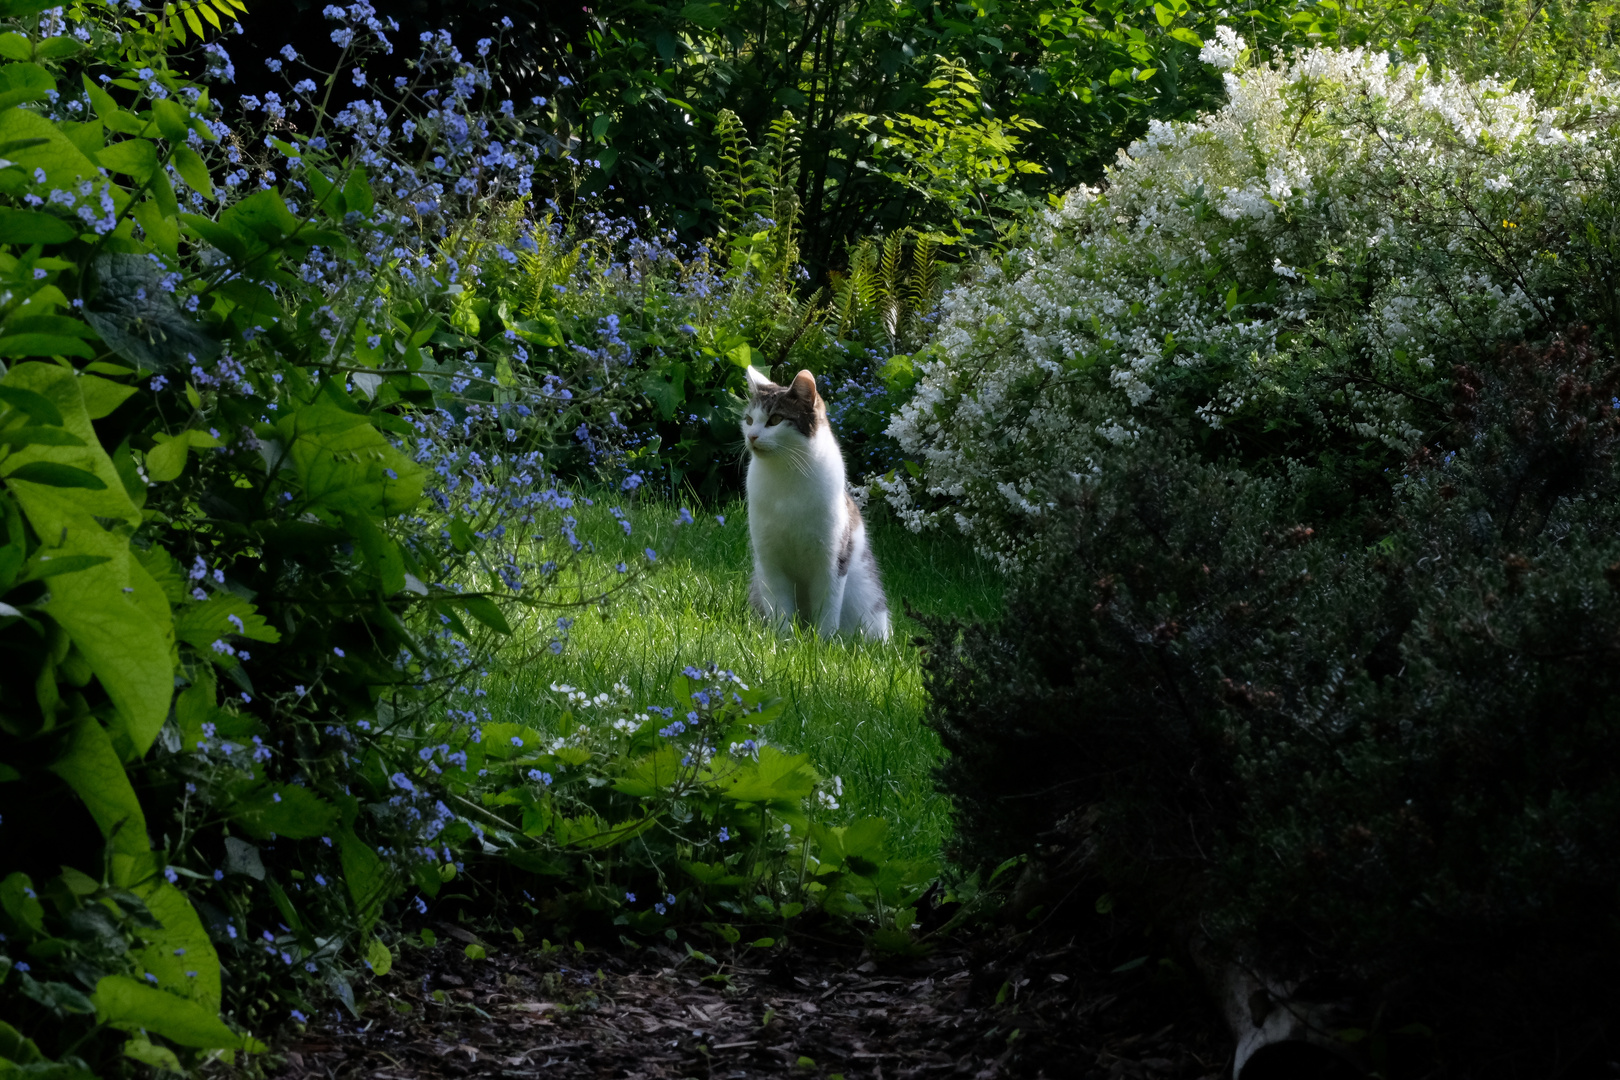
[747,462,840,567]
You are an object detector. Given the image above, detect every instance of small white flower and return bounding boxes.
[1198,25,1245,71]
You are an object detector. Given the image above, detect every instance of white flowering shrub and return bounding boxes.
[883,32,1620,564]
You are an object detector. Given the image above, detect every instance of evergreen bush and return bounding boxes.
[920,326,1620,1068]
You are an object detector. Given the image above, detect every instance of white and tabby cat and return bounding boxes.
[742,366,890,640]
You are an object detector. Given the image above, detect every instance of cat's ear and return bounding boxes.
[745,365,772,394]
[789,370,818,401]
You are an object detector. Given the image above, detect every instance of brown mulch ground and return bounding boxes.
[270,923,1233,1080]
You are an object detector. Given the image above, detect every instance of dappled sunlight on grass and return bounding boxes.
[485,495,1001,860]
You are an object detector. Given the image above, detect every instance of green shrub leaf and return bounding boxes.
[93,975,263,1050]
[0,207,75,244]
[4,461,107,489]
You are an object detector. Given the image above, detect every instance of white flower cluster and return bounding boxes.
[549,680,632,708]
[882,40,1620,566]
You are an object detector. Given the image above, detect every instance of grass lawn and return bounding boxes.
[484,493,1002,860]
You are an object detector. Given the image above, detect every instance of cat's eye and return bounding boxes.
[744,414,753,425]
[766,415,785,427]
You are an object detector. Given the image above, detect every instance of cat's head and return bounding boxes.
[742,366,824,455]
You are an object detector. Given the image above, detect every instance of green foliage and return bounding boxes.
[555,0,1335,273]
[0,15,952,1068]
[485,495,1004,865]
[0,2,626,1072]
[456,123,949,499]
[466,666,934,944]
[919,304,1620,1069]
[847,57,1046,245]
[1330,0,1620,105]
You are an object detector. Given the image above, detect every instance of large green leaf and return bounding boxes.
[47,717,148,868]
[341,509,405,595]
[228,782,339,839]
[3,462,104,488]
[612,745,684,798]
[0,63,55,110]
[96,137,157,182]
[79,373,137,420]
[275,404,424,515]
[0,105,102,192]
[92,975,263,1051]
[173,593,280,652]
[0,207,74,244]
[144,427,222,483]
[0,872,45,932]
[83,253,219,370]
[0,382,61,424]
[1,363,136,522]
[2,364,173,757]
[715,745,819,804]
[170,144,213,199]
[129,881,222,1009]
[336,825,388,931]
[219,187,299,243]
[458,593,511,635]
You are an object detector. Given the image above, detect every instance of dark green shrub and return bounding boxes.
[922,328,1620,1070]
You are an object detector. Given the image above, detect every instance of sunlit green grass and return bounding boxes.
[483,494,1002,859]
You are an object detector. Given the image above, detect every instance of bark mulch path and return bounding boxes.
[270,923,1233,1080]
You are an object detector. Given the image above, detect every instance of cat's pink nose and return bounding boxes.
[748,434,758,445]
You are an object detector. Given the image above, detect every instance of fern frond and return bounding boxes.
[705,109,768,238]
[878,230,909,345]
